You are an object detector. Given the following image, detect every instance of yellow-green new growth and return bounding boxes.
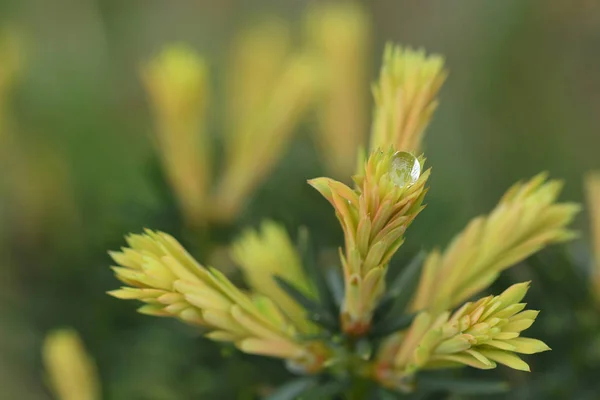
[142,30,317,227]
[108,230,328,372]
[310,148,430,335]
[230,221,316,332]
[585,171,600,302]
[141,44,211,227]
[375,282,549,392]
[108,39,580,394]
[305,2,371,178]
[42,329,100,400]
[225,19,292,137]
[370,44,446,155]
[412,173,580,314]
[214,21,318,222]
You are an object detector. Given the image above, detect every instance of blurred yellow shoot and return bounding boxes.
[412,173,579,314]
[0,27,80,240]
[43,329,100,400]
[224,20,291,140]
[585,172,600,302]
[376,282,550,392]
[215,20,317,222]
[369,44,446,155]
[230,221,316,332]
[108,230,328,372]
[142,23,317,226]
[305,2,371,179]
[141,45,211,227]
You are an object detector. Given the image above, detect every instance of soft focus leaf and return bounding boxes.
[375,251,425,324]
[265,377,318,400]
[274,276,337,330]
[370,313,416,339]
[296,227,338,318]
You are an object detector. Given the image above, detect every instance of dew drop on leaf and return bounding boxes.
[390,152,421,187]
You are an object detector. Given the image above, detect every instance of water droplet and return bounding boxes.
[390,152,421,187]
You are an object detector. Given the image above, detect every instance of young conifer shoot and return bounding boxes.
[107,43,578,399]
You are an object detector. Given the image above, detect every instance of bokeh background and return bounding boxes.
[1,0,600,399]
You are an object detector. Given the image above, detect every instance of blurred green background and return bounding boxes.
[1,0,600,399]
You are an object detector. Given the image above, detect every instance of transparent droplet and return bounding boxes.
[390,152,421,187]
